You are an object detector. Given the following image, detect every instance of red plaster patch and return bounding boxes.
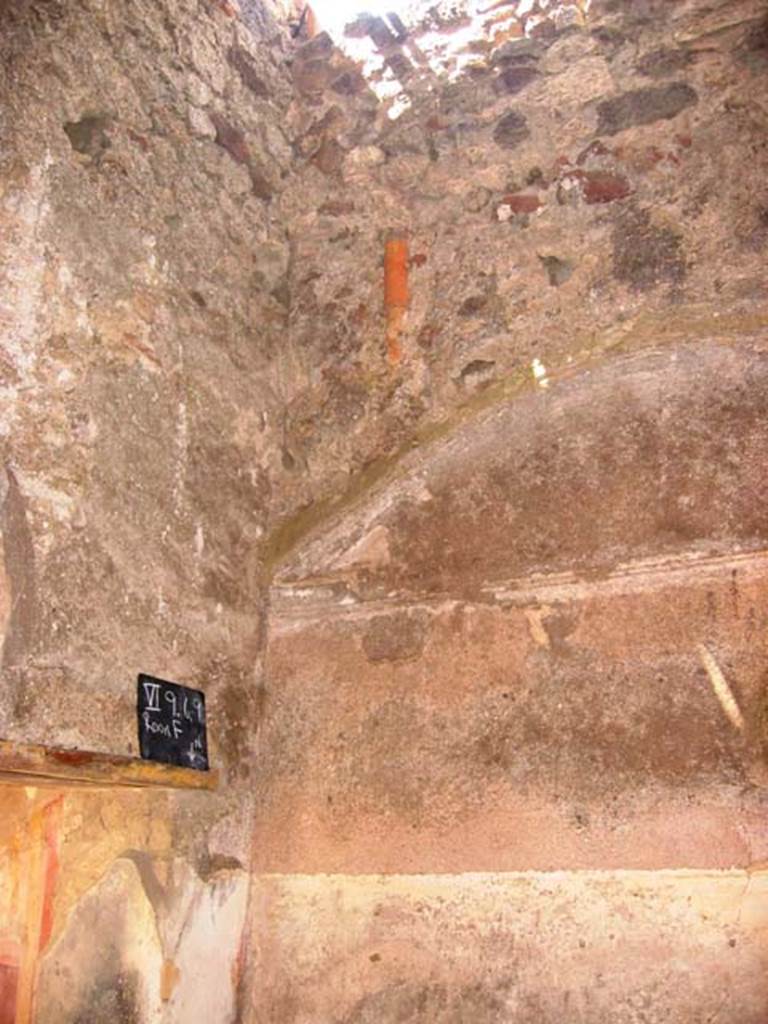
[50,750,94,767]
[0,962,18,1024]
[39,797,63,953]
[500,193,541,213]
[211,0,239,15]
[567,169,632,204]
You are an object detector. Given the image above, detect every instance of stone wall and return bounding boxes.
[269,0,768,541]
[1,0,768,1021]
[0,0,293,1020]
[259,1,768,1021]
[0,0,294,767]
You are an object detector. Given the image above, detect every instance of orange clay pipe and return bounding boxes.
[384,237,409,366]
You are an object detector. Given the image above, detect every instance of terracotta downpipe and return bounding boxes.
[384,236,409,366]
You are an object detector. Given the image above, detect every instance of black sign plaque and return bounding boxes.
[137,673,209,772]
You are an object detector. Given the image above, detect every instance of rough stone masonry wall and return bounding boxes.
[0,1,295,1021]
[269,0,768,540]
[258,1,768,1022]
[2,0,768,1021]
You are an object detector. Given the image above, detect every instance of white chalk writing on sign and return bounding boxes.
[137,674,209,772]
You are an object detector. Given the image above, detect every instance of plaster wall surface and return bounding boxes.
[259,5,768,1015]
[252,872,768,1024]
[263,344,768,1022]
[0,0,293,1019]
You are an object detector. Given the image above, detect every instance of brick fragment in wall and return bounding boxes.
[499,192,540,214]
[209,111,275,197]
[562,169,633,204]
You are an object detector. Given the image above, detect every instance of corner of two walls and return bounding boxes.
[2,0,768,1020]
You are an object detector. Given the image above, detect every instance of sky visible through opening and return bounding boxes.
[311,0,402,35]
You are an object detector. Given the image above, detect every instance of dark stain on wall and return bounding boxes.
[597,83,698,135]
[342,980,513,1024]
[612,206,686,291]
[362,612,427,663]
[72,971,141,1024]
[1,466,38,670]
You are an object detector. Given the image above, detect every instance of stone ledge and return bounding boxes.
[0,739,218,791]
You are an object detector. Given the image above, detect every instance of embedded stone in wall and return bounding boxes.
[636,47,694,79]
[596,82,698,135]
[227,45,270,97]
[494,64,538,95]
[612,205,686,290]
[63,114,112,160]
[492,109,530,148]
